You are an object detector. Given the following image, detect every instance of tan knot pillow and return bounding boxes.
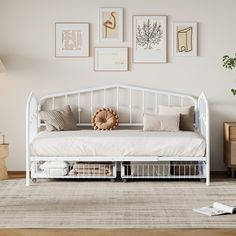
[92,108,119,130]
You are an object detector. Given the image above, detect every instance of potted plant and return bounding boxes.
[222,53,236,95]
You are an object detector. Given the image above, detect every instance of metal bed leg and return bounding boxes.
[25,156,30,186]
[26,173,30,186]
[206,162,210,186]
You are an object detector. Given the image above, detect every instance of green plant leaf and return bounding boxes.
[231,89,236,96]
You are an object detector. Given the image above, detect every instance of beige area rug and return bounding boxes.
[0,179,236,228]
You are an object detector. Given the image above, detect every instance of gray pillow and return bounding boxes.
[39,105,77,131]
[180,106,195,131]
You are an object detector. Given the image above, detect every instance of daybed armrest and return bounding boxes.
[26,92,38,186]
[197,92,210,185]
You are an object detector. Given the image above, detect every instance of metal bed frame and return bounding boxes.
[26,84,210,186]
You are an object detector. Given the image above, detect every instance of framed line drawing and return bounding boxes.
[173,22,197,57]
[99,7,123,42]
[133,15,167,63]
[55,22,89,57]
[94,47,128,71]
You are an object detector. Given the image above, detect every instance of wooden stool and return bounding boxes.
[0,144,9,180]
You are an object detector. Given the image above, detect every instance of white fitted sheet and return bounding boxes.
[31,130,205,157]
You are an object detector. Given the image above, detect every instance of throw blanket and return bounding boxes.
[69,163,113,177]
[39,161,69,176]
[43,168,69,176]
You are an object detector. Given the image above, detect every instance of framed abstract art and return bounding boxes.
[55,22,89,57]
[173,22,198,57]
[99,7,123,42]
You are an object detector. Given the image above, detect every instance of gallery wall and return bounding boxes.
[0,0,236,171]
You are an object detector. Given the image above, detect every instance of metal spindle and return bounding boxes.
[180,96,184,107]
[168,95,171,106]
[142,91,145,114]
[103,89,106,108]
[90,91,93,118]
[116,87,119,116]
[65,95,68,105]
[129,88,132,123]
[52,97,55,109]
[77,93,81,124]
[155,93,158,114]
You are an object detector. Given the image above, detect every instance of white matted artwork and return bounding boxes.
[173,22,197,57]
[133,15,167,63]
[55,23,89,57]
[99,7,123,42]
[94,47,128,71]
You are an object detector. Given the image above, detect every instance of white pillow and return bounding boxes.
[143,113,180,131]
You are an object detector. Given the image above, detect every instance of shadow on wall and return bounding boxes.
[210,103,236,171]
[2,53,50,74]
[0,59,7,79]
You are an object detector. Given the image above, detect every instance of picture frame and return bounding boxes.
[94,47,128,71]
[55,22,89,57]
[133,15,167,63]
[99,7,123,42]
[173,22,198,57]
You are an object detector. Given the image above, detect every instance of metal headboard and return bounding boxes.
[39,84,197,127]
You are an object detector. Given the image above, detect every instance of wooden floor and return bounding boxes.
[1,172,234,236]
[8,171,26,179]
[0,229,236,236]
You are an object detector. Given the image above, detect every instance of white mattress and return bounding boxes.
[31,130,205,157]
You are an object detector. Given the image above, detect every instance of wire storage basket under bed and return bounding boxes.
[31,161,117,180]
[121,161,206,180]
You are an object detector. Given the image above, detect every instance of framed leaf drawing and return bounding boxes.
[173,22,197,57]
[99,7,123,42]
[133,15,167,63]
[55,22,89,57]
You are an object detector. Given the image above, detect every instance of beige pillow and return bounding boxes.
[159,105,195,131]
[143,113,180,131]
[39,105,77,131]
[92,108,119,131]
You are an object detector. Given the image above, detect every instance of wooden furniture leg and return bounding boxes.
[0,144,9,180]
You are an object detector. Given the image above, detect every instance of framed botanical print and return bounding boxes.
[94,47,128,71]
[99,7,123,42]
[133,15,167,63]
[173,22,197,57]
[55,22,89,57]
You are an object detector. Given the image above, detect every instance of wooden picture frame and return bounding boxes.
[99,7,123,42]
[133,15,167,63]
[55,22,89,57]
[173,22,198,57]
[94,47,128,71]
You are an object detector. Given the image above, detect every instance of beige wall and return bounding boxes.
[0,0,236,171]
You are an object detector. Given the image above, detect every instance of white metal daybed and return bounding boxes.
[26,84,210,186]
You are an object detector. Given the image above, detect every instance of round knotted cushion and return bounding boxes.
[92,108,119,130]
